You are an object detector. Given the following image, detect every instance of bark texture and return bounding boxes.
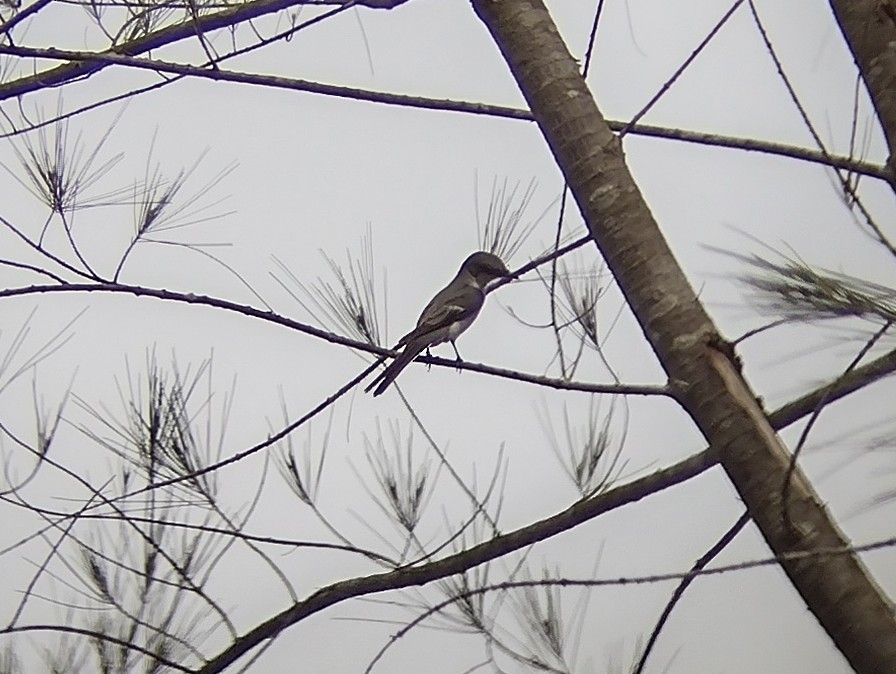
[829,0,896,174]
[470,1,896,672]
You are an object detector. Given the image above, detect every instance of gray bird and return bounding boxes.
[365,251,510,396]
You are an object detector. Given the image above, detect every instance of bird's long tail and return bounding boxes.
[365,343,423,396]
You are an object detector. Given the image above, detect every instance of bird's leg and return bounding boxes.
[425,346,433,371]
[426,347,433,364]
[450,341,463,372]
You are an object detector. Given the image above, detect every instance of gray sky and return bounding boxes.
[0,1,893,672]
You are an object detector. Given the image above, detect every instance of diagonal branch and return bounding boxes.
[189,348,896,674]
[195,449,715,674]
[0,0,348,99]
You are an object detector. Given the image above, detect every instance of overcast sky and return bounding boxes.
[1,1,894,672]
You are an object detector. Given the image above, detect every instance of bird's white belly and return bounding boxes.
[446,312,477,341]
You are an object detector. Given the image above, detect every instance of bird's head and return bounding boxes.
[463,251,510,287]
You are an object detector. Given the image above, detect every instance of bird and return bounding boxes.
[365,251,510,397]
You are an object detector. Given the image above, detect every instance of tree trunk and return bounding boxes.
[829,0,896,176]
[470,1,896,672]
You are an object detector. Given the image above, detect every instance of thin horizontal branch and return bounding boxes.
[1,624,191,671]
[439,357,669,396]
[627,123,892,184]
[9,502,397,564]
[371,532,896,671]
[0,44,890,184]
[0,282,667,397]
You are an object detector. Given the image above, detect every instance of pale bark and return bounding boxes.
[830,0,896,176]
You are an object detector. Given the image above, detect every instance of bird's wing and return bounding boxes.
[397,284,484,347]
[366,283,485,397]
